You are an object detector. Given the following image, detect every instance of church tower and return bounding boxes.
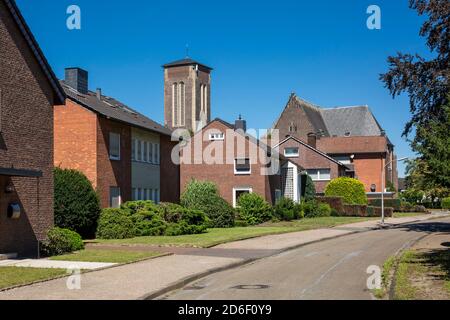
[163,58,212,133]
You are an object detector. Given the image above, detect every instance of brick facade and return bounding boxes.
[180,120,281,206]
[0,0,63,256]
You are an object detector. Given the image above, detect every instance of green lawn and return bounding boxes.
[96,216,377,248]
[50,249,164,264]
[0,267,66,290]
[393,212,428,218]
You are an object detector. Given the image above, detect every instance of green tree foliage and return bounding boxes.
[237,193,273,225]
[304,175,316,201]
[324,177,368,205]
[181,180,235,228]
[380,0,449,191]
[54,168,101,239]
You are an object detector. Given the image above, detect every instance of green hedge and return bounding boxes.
[324,177,368,205]
[41,227,84,256]
[442,197,450,210]
[96,201,209,239]
[368,199,402,211]
[181,180,235,228]
[237,193,273,225]
[54,168,101,239]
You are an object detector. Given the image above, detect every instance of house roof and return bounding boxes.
[162,58,213,70]
[4,0,65,104]
[275,94,385,138]
[273,135,350,169]
[61,81,172,136]
[321,106,382,137]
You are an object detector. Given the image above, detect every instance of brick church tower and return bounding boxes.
[163,58,212,133]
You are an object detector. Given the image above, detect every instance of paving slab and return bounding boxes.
[0,259,116,270]
[0,254,241,300]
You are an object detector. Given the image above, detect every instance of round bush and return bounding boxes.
[273,197,297,221]
[41,227,84,256]
[96,208,135,239]
[181,180,235,227]
[159,202,208,235]
[324,177,368,205]
[237,193,273,225]
[54,168,101,239]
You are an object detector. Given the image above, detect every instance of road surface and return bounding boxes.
[159,217,450,300]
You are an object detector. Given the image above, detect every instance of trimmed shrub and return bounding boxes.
[54,168,101,239]
[41,227,84,256]
[273,197,297,221]
[324,177,368,205]
[304,175,316,202]
[159,202,208,235]
[301,200,331,218]
[368,199,402,211]
[316,203,332,217]
[237,193,273,225]
[316,196,345,214]
[131,210,167,236]
[96,208,135,239]
[441,197,450,210]
[181,180,235,228]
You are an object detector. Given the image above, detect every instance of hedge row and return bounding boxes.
[96,201,209,239]
[316,196,393,217]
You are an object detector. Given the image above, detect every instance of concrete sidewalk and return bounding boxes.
[0,212,447,300]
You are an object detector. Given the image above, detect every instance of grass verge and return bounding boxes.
[96,216,377,248]
[373,255,396,299]
[0,267,66,290]
[50,249,163,263]
[393,212,428,218]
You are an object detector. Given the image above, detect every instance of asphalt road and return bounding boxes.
[160,217,450,300]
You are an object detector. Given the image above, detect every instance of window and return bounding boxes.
[109,132,120,160]
[233,187,252,208]
[209,132,224,141]
[333,155,351,164]
[275,189,282,202]
[172,82,185,127]
[131,139,136,161]
[284,147,299,158]
[143,141,148,162]
[155,189,160,203]
[149,142,153,163]
[132,188,137,201]
[154,144,160,164]
[289,122,297,133]
[110,187,121,208]
[306,169,331,181]
[234,158,251,175]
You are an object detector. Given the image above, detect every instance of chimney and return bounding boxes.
[307,132,317,149]
[235,115,247,132]
[64,67,88,94]
[96,88,102,100]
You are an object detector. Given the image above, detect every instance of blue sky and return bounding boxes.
[17,0,430,177]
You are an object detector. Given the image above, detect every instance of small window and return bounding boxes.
[109,187,121,208]
[155,144,160,164]
[149,142,153,163]
[131,139,136,161]
[109,133,121,160]
[137,140,142,161]
[306,169,331,181]
[233,187,252,208]
[333,155,351,164]
[234,158,251,175]
[284,147,299,158]
[209,133,224,141]
[143,141,148,162]
[155,189,160,203]
[132,188,136,201]
[275,189,282,202]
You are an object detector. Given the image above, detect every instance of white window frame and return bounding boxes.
[284,147,299,158]
[109,132,121,161]
[307,169,331,181]
[234,158,251,175]
[209,132,224,141]
[232,187,253,208]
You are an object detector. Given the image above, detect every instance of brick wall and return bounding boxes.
[0,1,55,256]
[353,153,384,192]
[54,99,98,186]
[96,117,132,208]
[180,121,273,205]
[160,134,180,203]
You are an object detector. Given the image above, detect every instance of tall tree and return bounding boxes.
[380,0,450,190]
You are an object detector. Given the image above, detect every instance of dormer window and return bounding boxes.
[209,132,224,141]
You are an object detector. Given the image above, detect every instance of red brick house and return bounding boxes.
[274,135,349,193]
[273,94,398,194]
[0,0,65,256]
[54,68,179,208]
[180,118,302,206]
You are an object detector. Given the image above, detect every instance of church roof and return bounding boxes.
[162,58,213,70]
